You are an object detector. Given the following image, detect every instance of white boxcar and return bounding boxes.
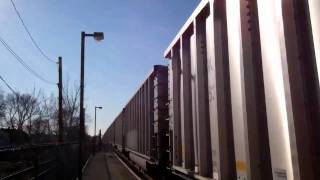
[164,0,320,180]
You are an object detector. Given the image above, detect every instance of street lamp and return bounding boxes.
[78,31,104,180]
[94,106,102,155]
[93,32,104,41]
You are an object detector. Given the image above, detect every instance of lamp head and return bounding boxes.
[96,106,103,109]
[93,32,104,41]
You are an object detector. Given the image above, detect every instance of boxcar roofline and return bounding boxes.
[105,65,166,130]
[164,0,210,59]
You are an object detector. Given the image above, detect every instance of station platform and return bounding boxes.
[83,152,139,180]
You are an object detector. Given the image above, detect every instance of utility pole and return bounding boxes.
[58,56,63,143]
[99,129,102,151]
[94,107,96,155]
[78,32,85,180]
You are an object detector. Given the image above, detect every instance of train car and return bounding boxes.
[102,121,115,145]
[164,0,320,180]
[103,65,169,175]
[114,112,124,149]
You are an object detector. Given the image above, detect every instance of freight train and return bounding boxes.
[103,0,320,179]
[103,65,169,178]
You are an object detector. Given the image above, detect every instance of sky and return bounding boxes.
[0,0,199,135]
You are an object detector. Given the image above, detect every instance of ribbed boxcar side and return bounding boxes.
[164,0,320,180]
[114,112,124,150]
[256,1,320,179]
[104,65,169,174]
[124,65,168,171]
[153,65,169,169]
[165,2,221,178]
[102,121,115,145]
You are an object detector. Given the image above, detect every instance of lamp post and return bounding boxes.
[78,31,104,180]
[94,106,102,155]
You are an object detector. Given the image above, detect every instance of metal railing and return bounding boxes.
[0,142,92,180]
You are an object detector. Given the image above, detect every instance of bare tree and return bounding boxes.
[38,93,57,135]
[4,93,19,129]
[62,81,81,141]
[29,94,56,143]
[63,82,80,127]
[0,90,6,127]
[3,90,40,133]
[22,89,42,134]
[0,81,91,143]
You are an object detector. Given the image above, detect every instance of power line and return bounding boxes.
[0,36,55,85]
[0,75,17,94]
[0,35,56,85]
[10,0,56,63]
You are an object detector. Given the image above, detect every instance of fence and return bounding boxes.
[0,142,92,180]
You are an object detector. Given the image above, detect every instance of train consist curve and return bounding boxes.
[104,0,320,179]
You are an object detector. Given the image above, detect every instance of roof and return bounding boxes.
[163,0,210,59]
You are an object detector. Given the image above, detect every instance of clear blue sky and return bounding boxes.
[0,0,199,135]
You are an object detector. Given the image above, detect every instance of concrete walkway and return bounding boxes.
[83,152,138,180]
